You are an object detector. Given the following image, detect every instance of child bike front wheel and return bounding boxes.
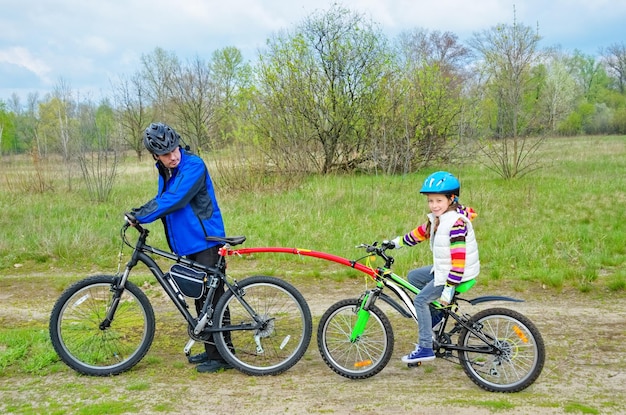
[317,298,394,379]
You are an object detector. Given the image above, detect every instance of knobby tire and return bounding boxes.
[49,275,155,376]
[213,275,312,376]
[458,307,545,392]
[317,298,394,379]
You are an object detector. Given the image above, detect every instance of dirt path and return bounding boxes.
[0,275,624,415]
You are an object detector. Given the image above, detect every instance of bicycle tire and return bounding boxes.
[458,307,545,392]
[49,275,155,376]
[317,298,394,379]
[213,275,312,376]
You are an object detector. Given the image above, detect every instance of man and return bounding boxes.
[129,122,232,373]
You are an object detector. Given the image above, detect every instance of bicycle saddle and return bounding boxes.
[205,235,247,246]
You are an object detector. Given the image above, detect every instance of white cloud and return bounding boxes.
[1,0,625,101]
[0,47,52,82]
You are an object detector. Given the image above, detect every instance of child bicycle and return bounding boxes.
[49,217,313,377]
[315,242,545,393]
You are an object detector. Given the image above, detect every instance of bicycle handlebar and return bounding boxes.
[356,242,395,267]
[122,212,147,235]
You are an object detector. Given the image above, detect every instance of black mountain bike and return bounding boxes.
[317,242,545,392]
[49,217,312,376]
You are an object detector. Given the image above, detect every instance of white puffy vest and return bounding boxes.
[428,210,480,286]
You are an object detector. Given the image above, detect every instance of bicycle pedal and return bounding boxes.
[407,362,422,368]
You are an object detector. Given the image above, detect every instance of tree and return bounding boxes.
[140,47,179,122]
[255,4,388,174]
[209,47,253,147]
[12,93,41,156]
[168,55,218,151]
[566,50,608,102]
[538,52,579,132]
[0,101,15,155]
[602,42,626,94]
[76,100,119,202]
[111,72,154,160]
[469,10,544,178]
[375,29,471,173]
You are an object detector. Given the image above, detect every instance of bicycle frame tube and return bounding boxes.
[125,235,222,328]
[381,277,418,320]
[132,251,198,326]
[221,247,377,278]
[135,242,262,334]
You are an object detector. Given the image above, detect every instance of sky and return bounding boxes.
[1,0,625,104]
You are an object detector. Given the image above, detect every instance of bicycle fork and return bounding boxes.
[100,268,132,330]
[350,289,379,342]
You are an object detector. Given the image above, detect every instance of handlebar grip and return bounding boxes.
[124,212,139,225]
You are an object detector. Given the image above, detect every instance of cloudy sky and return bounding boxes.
[1,0,625,103]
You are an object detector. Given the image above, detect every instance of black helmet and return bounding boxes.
[143,122,180,155]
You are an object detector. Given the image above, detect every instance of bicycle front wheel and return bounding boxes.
[213,275,312,376]
[49,275,155,376]
[458,307,545,392]
[317,298,394,379]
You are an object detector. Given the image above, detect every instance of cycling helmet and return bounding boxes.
[420,171,460,196]
[143,122,180,155]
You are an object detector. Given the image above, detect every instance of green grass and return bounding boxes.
[564,402,600,414]
[1,135,625,293]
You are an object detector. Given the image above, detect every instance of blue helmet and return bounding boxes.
[420,171,460,196]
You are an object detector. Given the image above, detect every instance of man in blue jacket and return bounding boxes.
[130,122,232,373]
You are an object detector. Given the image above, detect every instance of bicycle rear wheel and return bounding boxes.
[213,275,312,376]
[317,298,394,379]
[458,307,545,392]
[49,275,155,376]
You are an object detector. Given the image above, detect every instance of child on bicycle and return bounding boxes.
[384,171,479,364]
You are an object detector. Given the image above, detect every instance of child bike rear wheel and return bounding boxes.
[458,307,545,392]
[317,298,394,379]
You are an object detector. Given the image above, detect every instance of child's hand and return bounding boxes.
[440,283,455,305]
[381,237,402,250]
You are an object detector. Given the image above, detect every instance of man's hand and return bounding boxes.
[125,212,139,226]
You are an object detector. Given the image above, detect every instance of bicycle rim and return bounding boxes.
[317,299,393,379]
[459,308,545,392]
[214,276,312,376]
[50,276,155,376]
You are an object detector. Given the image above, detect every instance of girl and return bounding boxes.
[386,171,479,363]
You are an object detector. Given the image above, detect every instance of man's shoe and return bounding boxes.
[187,352,209,364]
[196,359,233,373]
[401,345,435,364]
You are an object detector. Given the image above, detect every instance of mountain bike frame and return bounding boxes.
[117,223,250,344]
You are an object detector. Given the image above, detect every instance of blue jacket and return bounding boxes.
[132,148,225,256]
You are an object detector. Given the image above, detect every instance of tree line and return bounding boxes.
[1,5,625,187]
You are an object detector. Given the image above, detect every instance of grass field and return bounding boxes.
[0,135,625,414]
[1,135,625,292]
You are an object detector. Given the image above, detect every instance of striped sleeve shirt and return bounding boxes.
[401,205,476,285]
[448,218,468,284]
[402,219,468,284]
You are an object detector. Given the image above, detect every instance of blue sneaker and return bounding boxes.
[401,345,435,364]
